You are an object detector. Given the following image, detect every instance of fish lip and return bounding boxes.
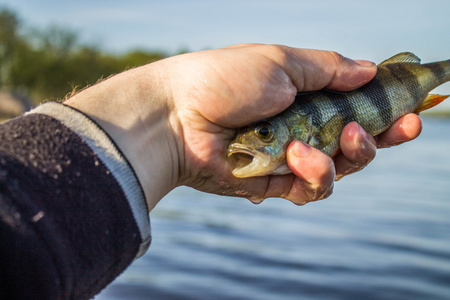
[227,143,272,178]
[227,143,258,177]
[227,143,257,158]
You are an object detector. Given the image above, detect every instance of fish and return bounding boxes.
[227,52,450,178]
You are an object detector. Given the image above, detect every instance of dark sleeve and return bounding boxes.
[0,102,151,299]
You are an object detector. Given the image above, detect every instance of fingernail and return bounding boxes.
[291,141,312,158]
[359,125,369,143]
[358,126,377,162]
[359,125,376,149]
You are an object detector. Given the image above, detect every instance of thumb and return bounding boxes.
[326,58,377,91]
[274,47,377,92]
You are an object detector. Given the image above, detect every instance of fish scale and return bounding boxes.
[228,53,450,178]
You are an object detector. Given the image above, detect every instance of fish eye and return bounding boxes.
[255,123,274,142]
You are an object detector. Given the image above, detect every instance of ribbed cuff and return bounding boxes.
[27,102,151,258]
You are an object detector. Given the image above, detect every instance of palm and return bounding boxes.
[171,48,291,198]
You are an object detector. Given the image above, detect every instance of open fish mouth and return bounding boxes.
[227,143,271,178]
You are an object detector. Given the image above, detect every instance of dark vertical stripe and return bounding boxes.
[385,64,421,100]
[327,92,357,125]
[359,69,394,125]
[427,62,446,83]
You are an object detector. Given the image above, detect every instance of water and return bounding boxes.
[96,117,450,300]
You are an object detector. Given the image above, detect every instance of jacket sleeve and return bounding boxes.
[0,102,151,299]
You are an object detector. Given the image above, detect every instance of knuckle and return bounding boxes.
[306,181,334,202]
[261,44,290,63]
[328,51,346,65]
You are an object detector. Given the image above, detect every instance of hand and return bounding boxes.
[66,44,422,209]
[165,44,421,205]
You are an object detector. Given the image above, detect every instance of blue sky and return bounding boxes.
[2,0,449,101]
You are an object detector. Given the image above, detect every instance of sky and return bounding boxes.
[2,0,450,105]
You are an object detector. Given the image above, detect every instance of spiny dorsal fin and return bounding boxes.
[414,94,449,113]
[378,52,421,66]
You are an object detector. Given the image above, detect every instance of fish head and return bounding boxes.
[227,119,290,178]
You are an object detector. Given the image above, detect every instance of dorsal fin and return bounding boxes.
[378,52,421,66]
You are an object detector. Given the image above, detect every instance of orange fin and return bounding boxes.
[414,94,449,113]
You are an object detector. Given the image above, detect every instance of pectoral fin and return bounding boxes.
[309,115,343,153]
[286,113,313,142]
[414,94,449,113]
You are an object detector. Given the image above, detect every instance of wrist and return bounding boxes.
[65,63,181,211]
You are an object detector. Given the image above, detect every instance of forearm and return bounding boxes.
[64,63,181,210]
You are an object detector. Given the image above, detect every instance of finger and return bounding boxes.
[325,58,377,91]
[256,46,377,92]
[335,122,377,180]
[376,114,422,148]
[284,140,336,205]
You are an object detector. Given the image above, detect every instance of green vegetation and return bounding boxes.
[0,8,168,103]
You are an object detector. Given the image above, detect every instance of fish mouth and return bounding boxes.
[227,143,271,178]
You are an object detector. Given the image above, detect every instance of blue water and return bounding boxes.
[96,117,450,300]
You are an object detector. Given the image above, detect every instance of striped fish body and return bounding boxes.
[227,52,450,178]
[289,52,450,156]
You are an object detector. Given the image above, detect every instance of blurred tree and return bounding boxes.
[31,25,78,59]
[0,8,20,88]
[2,8,168,103]
[9,27,73,101]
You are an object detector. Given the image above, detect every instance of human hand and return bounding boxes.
[165,44,421,205]
[65,44,422,209]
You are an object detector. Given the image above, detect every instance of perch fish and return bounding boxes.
[227,52,450,178]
